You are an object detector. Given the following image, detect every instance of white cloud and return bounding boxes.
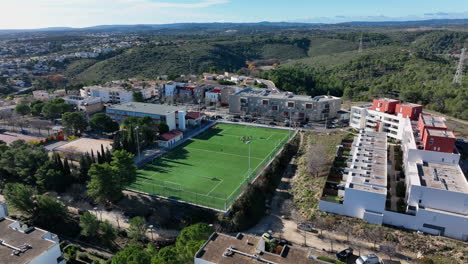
[0,0,231,29]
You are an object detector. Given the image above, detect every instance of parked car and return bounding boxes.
[253,120,263,124]
[336,248,353,262]
[297,222,314,232]
[356,254,379,264]
[269,122,277,126]
[215,115,223,119]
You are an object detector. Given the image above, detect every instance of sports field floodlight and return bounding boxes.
[135,125,141,162]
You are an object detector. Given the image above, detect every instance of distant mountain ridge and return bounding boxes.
[0,19,467,34]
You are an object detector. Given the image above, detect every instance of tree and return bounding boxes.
[79,212,100,237]
[175,223,214,263]
[307,144,328,177]
[35,161,64,192]
[87,163,121,203]
[89,113,119,134]
[133,91,145,102]
[100,221,117,244]
[0,140,49,184]
[153,246,178,264]
[31,101,45,116]
[158,121,169,134]
[62,112,88,136]
[41,98,72,119]
[111,150,137,188]
[34,195,68,227]
[111,245,151,264]
[15,103,31,116]
[128,216,146,242]
[3,183,36,215]
[362,225,385,250]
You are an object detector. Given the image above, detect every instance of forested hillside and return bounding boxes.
[69,36,310,82]
[62,30,467,119]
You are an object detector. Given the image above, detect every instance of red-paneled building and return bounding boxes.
[395,102,423,120]
[418,113,448,139]
[422,128,456,153]
[370,98,399,114]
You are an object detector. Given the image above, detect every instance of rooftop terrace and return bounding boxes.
[195,233,318,264]
[420,114,447,129]
[0,217,56,264]
[108,102,184,115]
[417,161,468,194]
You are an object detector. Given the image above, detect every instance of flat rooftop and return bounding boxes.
[398,102,422,107]
[417,161,468,193]
[420,114,447,129]
[376,98,399,102]
[426,129,455,138]
[0,218,55,264]
[196,233,318,264]
[234,88,340,102]
[344,131,388,193]
[108,102,184,115]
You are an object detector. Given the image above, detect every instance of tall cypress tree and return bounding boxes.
[105,148,112,163]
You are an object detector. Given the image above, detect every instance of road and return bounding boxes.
[246,132,416,263]
[258,78,278,90]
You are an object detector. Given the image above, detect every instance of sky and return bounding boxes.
[1,0,467,29]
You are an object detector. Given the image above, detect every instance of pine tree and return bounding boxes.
[97,151,103,164]
[91,150,96,163]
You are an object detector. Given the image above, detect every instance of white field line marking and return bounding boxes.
[225,133,289,200]
[185,147,263,160]
[206,178,224,196]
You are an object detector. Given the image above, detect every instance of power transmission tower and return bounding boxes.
[453,47,466,84]
[358,33,363,53]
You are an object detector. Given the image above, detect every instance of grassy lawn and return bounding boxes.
[130,123,290,211]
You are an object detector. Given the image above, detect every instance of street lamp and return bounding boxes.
[245,140,252,175]
[135,126,141,162]
[149,225,154,241]
[93,207,102,221]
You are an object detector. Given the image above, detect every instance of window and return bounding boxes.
[262,100,269,105]
[378,102,382,107]
[299,113,305,118]
[306,103,312,109]
[271,105,278,111]
[284,111,289,116]
[400,107,403,113]
[287,102,294,108]
[429,138,434,145]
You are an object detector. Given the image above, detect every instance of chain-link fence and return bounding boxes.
[132,131,295,211]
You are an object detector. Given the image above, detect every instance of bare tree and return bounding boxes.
[313,215,327,238]
[307,143,329,177]
[338,221,354,244]
[380,242,397,260]
[362,226,385,250]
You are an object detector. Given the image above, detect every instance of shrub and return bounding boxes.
[317,256,346,264]
[396,181,406,197]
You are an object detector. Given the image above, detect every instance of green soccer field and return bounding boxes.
[130,123,290,211]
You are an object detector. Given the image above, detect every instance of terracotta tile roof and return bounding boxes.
[160,130,183,141]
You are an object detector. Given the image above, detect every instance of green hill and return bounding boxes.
[68,37,310,82]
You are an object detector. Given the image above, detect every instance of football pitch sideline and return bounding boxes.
[129,123,290,211]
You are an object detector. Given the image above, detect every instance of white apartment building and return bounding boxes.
[0,202,66,264]
[350,99,423,140]
[81,86,155,104]
[320,125,468,241]
[320,131,388,224]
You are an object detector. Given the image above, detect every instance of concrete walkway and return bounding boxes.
[388,145,398,211]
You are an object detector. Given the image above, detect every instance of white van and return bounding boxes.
[356,254,379,264]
